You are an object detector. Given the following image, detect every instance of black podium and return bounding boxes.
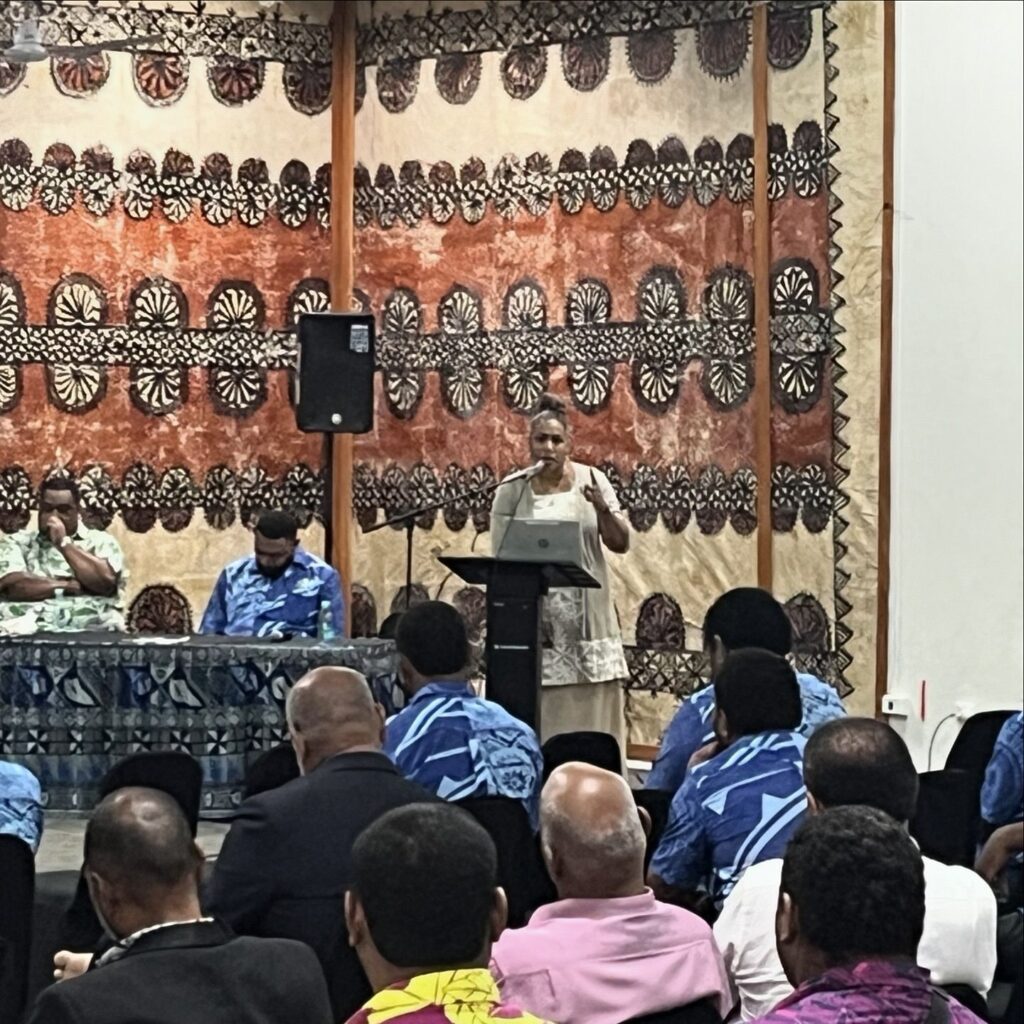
[439,556,598,733]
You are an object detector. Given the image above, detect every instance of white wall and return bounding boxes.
[888,0,1024,767]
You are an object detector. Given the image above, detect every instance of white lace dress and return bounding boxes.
[491,462,629,744]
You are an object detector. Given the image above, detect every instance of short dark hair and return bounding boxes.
[804,718,919,822]
[351,803,498,967]
[254,510,298,540]
[703,587,792,656]
[84,787,199,903]
[40,474,79,504]
[378,612,404,640]
[713,648,802,736]
[395,601,468,677]
[781,805,925,965]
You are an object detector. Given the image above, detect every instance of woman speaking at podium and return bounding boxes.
[490,393,630,748]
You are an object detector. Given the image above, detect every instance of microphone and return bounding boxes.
[501,460,545,484]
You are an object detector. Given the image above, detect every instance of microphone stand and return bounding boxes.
[361,465,540,611]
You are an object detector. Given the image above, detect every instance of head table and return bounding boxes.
[0,632,400,811]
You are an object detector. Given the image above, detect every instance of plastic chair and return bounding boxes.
[633,788,674,871]
[938,984,990,1022]
[542,731,623,782]
[910,710,1016,867]
[243,744,300,800]
[99,751,203,835]
[0,835,35,1024]
[910,769,979,867]
[623,998,722,1024]
[455,796,555,927]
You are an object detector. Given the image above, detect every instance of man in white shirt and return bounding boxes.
[714,717,997,1020]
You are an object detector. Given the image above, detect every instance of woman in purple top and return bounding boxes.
[759,806,984,1023]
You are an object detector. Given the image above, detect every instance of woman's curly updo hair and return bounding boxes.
[530,392,568,429]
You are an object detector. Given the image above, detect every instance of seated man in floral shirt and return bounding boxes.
[761,805,984,1023]
[0,475,126,633]
[199,510,343,639]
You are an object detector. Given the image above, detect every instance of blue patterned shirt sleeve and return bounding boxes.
[199,569,230,635]
[384,684,543,828]
[649,773,709,890]
[981,712,1024,826]
[646,688,715,792]
[0,762,43,853]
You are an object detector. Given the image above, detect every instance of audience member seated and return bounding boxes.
[981,711,1023,841]
[0,759,43,852]
[648,649,806,911]
[977,822,1024,1024]
[204,667,437,1019]
[199,510,343,638]
[344,802,551,1024]
[646,588,845,794]
[0,475,126,633]
[384,601,543,826]
[27,787,331,1024]
[491,762,731,1024]
[757,805,985,1023]
[715,718,997,1020]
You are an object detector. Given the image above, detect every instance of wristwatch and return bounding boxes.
[60,535,72,549]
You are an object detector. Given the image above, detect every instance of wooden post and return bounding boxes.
[330,0,356,631]
[875,0,896,714]
[752,3,773,589]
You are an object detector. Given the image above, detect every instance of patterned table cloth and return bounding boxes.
[0,632,399,811]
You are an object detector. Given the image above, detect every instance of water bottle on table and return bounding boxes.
[317,599,336,642]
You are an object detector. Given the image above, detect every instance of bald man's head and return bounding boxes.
[540,762,648,900]
[85,787,202,918]
[286,667,384,773]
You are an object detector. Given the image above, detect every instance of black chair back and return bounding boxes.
[623,998,722,1024]
[946,710,1015,776]
[542,731,622,782]
[632,788,674,871]
[99,750,203,835]
[910,769,978,867]
[455,796,555,927]
[243,744,300,799]
[909,709,1016,867]
[0,835,35,1024]
[938,984,990,1022]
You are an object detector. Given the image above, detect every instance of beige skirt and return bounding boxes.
[540,680,627,758]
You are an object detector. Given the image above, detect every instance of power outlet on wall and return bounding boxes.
[881,694,913,718]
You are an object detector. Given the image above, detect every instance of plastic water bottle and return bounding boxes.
[317,599,336,642]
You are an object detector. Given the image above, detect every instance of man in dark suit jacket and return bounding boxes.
[26,787,331,1024]
[203,666,437,1018]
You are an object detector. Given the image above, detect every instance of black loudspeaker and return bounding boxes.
[295,312,375,433]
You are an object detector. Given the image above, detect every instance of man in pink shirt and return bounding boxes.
[491,762,731,1024]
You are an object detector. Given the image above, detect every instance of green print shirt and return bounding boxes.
[0,526,127,632]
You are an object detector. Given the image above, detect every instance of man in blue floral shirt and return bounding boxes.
[384,602,543,828]
[200,511,344,639]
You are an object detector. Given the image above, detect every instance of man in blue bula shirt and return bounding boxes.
[648,648,808,909]
[383,601,543,827]
[646,587,844,794]
[199,510,344,639]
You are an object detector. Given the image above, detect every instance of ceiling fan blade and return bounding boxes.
[46,34,164,58]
